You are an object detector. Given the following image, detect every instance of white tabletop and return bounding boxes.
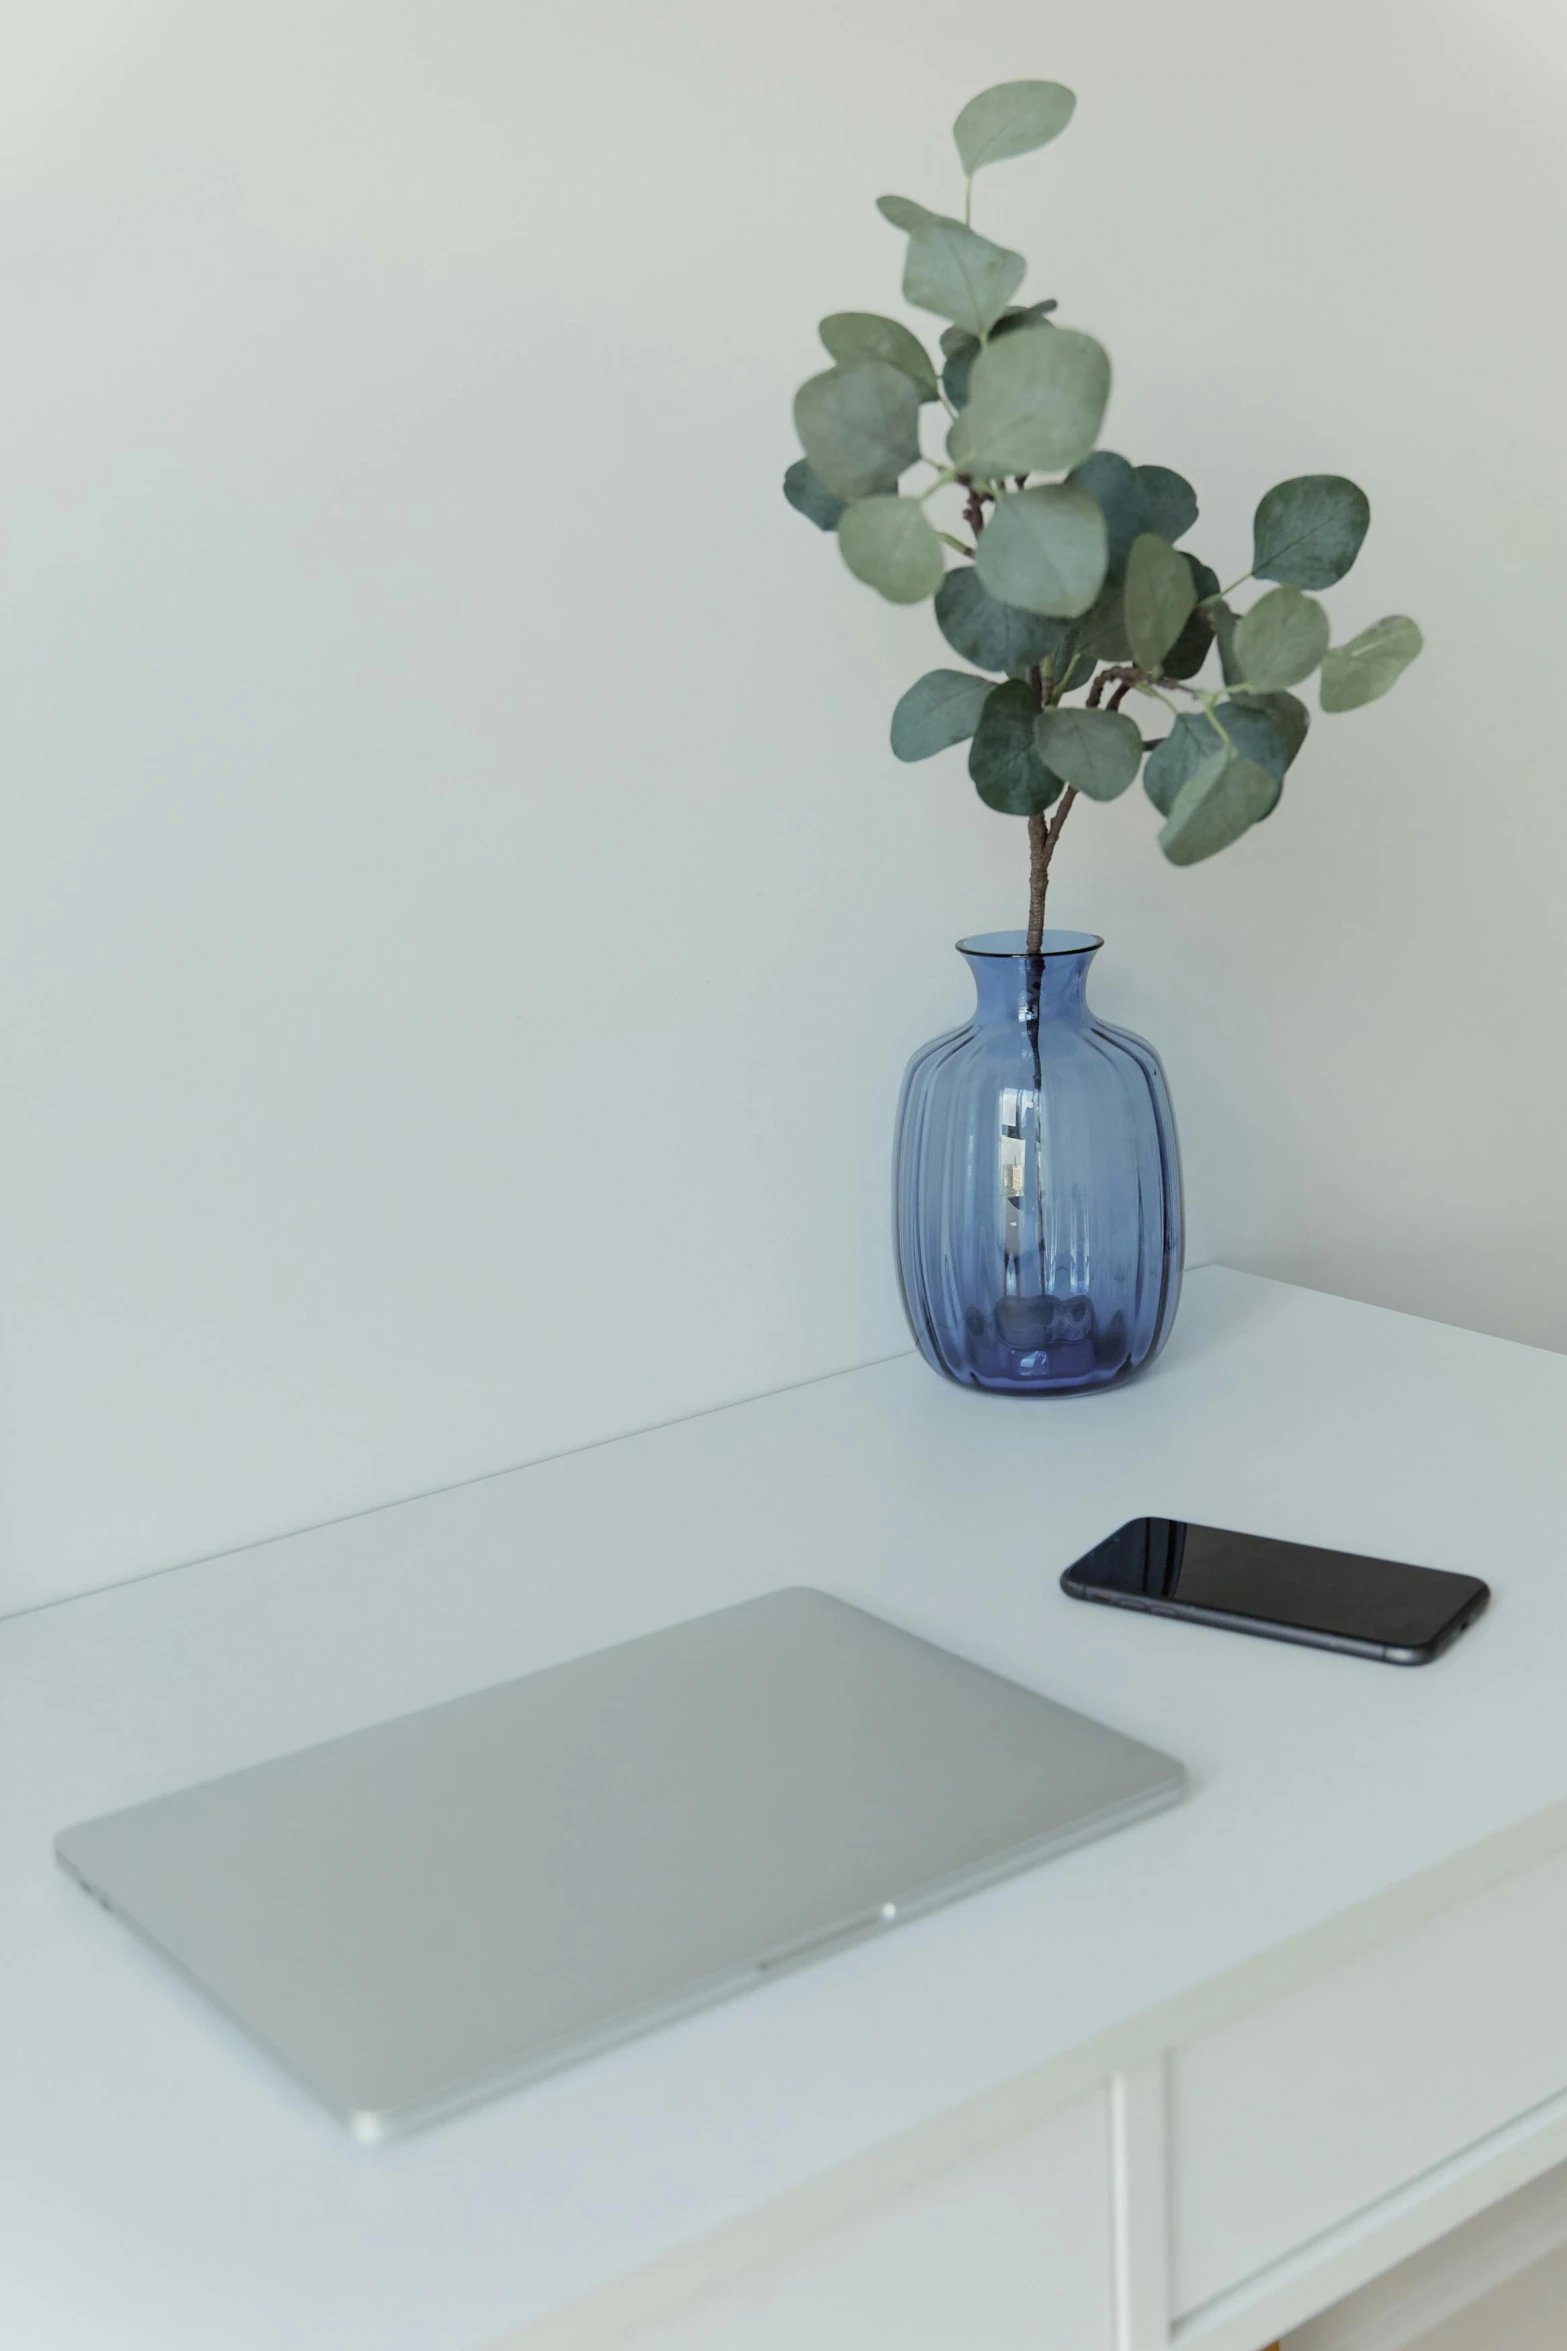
[4,1269,1566,2351]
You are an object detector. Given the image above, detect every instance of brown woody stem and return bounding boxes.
[1026,815,1049,952]
[1025,786,1078,955]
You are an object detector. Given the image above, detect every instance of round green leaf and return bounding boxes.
[1135,465,1198,543]
[903,218,1026,339]
[890,669,994,762]
[942,332,980,411]
[1065,452,1152,582]
[949,328,1111,481]
[1123,533,1197,672]
[1232,585,1331,691]
[793,361,921,502]
[1158,751,1278,866]
[973,484,1108,618]
[1161,556,1221,681]
[935,566,1074,677]
[1319,615,1424,713]
[1252,475,1371,589]
[877,194,946,232]
[819,312,939,402]
[953,81,1076,176]
[837,497,945,604]
[1033,706,1143,801]
[782,458,845,532]
[1072,582,1130,670]
[1234,687,1310,767]
[968,680,1064,816]
[1212,600,1243,686]
[1144,712,1225,816]
[943,304,1059,412]
[1143,704,1288,818]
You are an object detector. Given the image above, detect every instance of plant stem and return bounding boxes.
[1026,815,1049,952]
[1025,787,1078,954]
[1092,663,1211,708]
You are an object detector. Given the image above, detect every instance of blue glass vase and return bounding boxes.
[893,931,1182,1395]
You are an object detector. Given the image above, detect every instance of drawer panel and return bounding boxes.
[620,2091,1113,2351]
[1171,1848,1567,2315]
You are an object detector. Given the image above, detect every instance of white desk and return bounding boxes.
[4,1270,1567,2351]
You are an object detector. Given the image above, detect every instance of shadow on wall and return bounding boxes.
[1227,1242,1567,1360]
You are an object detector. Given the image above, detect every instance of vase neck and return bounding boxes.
[959,929,1101,1028]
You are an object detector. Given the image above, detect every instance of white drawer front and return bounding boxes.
[619,2092,1113,2351]
[1171,1848,1567,2315]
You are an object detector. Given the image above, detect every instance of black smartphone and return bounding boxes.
[1060,1518,1489,1666]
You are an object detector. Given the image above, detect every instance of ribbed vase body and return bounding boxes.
[893,931,1183,1395]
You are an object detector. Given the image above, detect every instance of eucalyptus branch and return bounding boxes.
[785,76,1423,892]
[1092,664,1211,707]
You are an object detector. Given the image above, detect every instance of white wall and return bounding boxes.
[1,0,1563,1613]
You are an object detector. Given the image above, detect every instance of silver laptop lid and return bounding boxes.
[57,1588,1184,2138]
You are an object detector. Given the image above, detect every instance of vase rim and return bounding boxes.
[957,928,1103,959]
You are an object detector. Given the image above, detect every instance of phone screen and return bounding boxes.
[1061,1518,1489,1664]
